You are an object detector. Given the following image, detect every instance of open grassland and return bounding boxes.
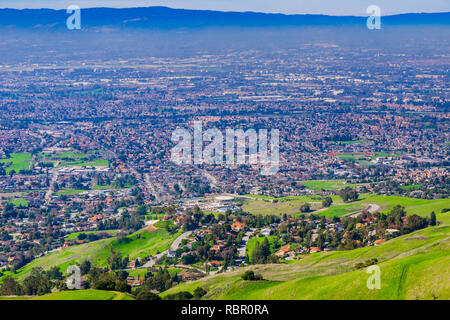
[37,150,108,168]
[0,290,134,300]
[91,227,183,265]
[9,198,29,207]
[242,199,320,215]
[0,153,31,173]
[311,203,364,218]
[161,216,450,300]
[241,195,343,216]
[298,180,356,191]
[242,193,449,221]
[65,229,119,241]
[359,195,450,223]
[55,188,89,196]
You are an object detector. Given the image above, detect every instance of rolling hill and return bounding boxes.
[0,221,181,281]
[161,212,450,300]
[0,289,134,300]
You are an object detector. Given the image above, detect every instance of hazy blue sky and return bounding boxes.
[1,0,449,16]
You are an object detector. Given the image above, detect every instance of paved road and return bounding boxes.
[346,204,381,218]
[45,170,59,204]
[141,230,194,268]
[144,173,163,203]
[234,228,256,266]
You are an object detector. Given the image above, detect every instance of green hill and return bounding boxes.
[161,213,450,300]
[0,290,134,300]
[1,223,181,281]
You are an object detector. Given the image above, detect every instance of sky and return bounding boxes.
[0,0,449,16]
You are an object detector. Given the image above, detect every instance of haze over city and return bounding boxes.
[1,0,449,15]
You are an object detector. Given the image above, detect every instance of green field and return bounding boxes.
[310,203,364,218]
[0,290,134,300]
[65,230,119,241]
[298,180,356,191]
[359,195,450,223]
[59,159,109,167]
[242,198,322,216]
[91,227,183,265]
[161,216,450,300]
[56,188,88,196]
[241,194,343,216]
[0,153,31,173]
[37,150,108,168]
[9,198,29,207]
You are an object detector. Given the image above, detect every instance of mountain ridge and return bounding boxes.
[0,6,449,29]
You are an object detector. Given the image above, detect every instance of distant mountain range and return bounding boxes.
[0,6,449,29]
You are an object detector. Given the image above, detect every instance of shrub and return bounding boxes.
[136,291,161,300]
[193,287,207,299]
[165,291,193,300]
[241,270,264,281]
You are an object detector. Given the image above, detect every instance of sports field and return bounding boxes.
[0,153,32,173]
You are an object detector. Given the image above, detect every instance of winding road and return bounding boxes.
[141,230,194,268]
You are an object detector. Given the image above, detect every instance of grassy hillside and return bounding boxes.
[161,213,450,300]
[242,193,449,221]
[2,223,181,281]
[0,290,134,300]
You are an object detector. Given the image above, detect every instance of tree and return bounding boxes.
[193,287,207,299]
[0,276,22,296]
[22,268,52,296]
[80,260,92,275]
[300,203,311,213]
[165,291,193,300]
[241,271,263,281]
[339,187,359,202]
[322,197,333,208]
[46,266,63,280]
[430,211,437,226]
[135,205,147,216]
[77,233,87,240]
[107,248,128,270]
[136,290,161,300]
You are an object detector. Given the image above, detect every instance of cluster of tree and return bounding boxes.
[354,258,378,270]
[113,174,138,188]
[299,203,311,213]
[250,238,278,264]
[139,267,178,293]
[339,187,359,202]
[77,232,112,242]
[376,205,437,235]
[0,267,65,296]
[97,211,143,231]
[87,268,131,293]
[185,178,211,195]
[241,270,264,281]
[2,203,19,219]
[322,197,333,208]
[107,248,129,270]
